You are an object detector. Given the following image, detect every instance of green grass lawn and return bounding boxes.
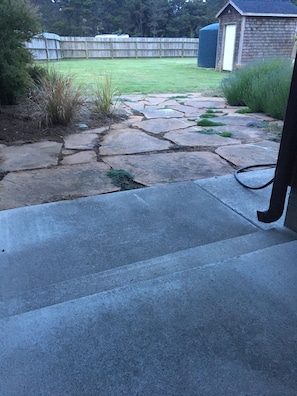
[49,58,226,95]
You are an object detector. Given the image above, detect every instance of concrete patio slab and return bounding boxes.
[64,133,99,150]
[216,141,280,167]
[165,127,241,147]
[0,182,258,300]
[99,129,171,155]
[133,118,195,134]
[1,240,296,395]
[0,162,119,210]
[0,141,62,172]
[103,152,234,186]
[195,168,288,229]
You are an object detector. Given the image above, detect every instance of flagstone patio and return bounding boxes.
[0,93,282,211]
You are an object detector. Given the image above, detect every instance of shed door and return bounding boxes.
[222,24,236,71]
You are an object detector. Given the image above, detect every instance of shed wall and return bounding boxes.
[241,17,297,63]
[216,5,297,70]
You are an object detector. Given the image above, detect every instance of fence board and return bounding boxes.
[27,34,198,60]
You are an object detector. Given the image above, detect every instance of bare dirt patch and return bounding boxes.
[0,102,125,146]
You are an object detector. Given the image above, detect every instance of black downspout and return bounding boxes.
[257,55,297,223]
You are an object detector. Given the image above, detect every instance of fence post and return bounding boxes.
[85,39,89,59]
[44,37,49,61]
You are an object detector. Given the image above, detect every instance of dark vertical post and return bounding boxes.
[257,55,297,223]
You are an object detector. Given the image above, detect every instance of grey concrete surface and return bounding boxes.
[1,169,297,395]
[1,240,297,395]
[2,228,295,319]
[0,182,258,300]
[196,168,287,230]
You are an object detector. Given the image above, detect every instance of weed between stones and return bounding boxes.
[107,169,137,190]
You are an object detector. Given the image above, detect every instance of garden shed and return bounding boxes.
[215,0,297,71]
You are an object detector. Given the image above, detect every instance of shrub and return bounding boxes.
[221,57,293,120]
[0,0,40,104]
[28,67,83,126]
[93,74,121,115]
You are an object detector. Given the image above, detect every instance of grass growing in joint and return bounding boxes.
[197,119,225,127]
[107,169,136,190]
[219,131,233,138]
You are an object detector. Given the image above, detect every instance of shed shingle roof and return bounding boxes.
[216,0,297,17]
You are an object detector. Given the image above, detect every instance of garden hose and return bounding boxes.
[234,164,276,190]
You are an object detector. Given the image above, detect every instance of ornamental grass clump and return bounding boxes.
[93,74,121,115]
[221,57,292,120]
[28,67,83,126]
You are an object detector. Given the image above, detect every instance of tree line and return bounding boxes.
[32,0,227,37]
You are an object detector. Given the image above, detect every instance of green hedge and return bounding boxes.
[221,58,293,120]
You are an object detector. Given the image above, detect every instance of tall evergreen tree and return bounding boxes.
[0,0,40,104]
[35,0,226,37]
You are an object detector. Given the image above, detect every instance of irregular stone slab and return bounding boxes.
[209,125,273,142]
[62,149,77,155]
[61,151,97,165]
[165,128,240,147]
[156,99,180,107]
[142,97,169,106]
[121,116,143,126]
[133,118,195,134]
[64,133,99,150]
[0,163,119,210]
[124,102,145,114]
[225,108,279,122]
[82,126,109,135]
[99,129,171,155]
[183,99,226,109]
[121,95,146,102]
[142,108,183,119]
[0,141,62,172]
[103,152,234,186]
[211,115,266,126]
[216,141,280,167]
[166,104,201,117]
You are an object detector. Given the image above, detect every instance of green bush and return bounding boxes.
[221,58,293,120]
[0,0,40,104]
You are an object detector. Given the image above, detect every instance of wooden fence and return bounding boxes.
[27,34,199,60]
